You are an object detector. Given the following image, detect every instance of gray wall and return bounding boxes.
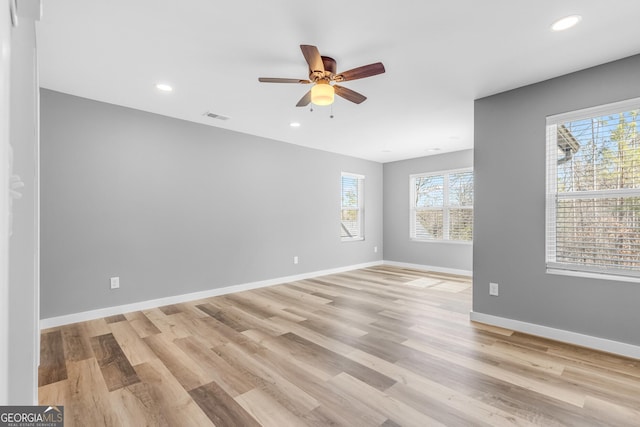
[40,90,382,319]
[383,150,473,272]
[8,0,40,404]
[474,54,640,346]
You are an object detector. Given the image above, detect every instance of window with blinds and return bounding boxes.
[546,97,640,280]
[341,172,364,241]
[410,169,473,242]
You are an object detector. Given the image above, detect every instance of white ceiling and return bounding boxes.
[36,0,640,163]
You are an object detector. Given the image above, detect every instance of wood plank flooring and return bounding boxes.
[38,266,640,426]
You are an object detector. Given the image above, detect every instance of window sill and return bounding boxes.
[341,237,364,243]
[546,268,640,284]
[410,238,472,245]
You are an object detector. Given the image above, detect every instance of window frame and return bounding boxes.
[409,167,473,243]
[341,172,365,242]
[545,96,640,282]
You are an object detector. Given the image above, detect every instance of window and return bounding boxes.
[410,169,473,242]
[341,172,364,241]
[546,97,640,280]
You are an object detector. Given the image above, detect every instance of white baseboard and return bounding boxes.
[40,260,384,329]
[470,311,640,360]
[383,260,472,277]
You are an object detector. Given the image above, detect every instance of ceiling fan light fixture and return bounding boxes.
[311,81,334,106]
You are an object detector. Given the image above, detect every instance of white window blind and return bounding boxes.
[410,169,473,242]
[546,97,640,279]
[341,172,364,241]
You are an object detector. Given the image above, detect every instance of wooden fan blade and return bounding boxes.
[296,90,312,107]
[300,45,324,72]
[334,85,367,104]
[335,62,385,82]
[258,77,311,84]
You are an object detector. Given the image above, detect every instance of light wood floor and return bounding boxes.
[38,266,640,426]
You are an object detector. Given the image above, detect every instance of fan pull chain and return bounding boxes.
[330,104,334,119]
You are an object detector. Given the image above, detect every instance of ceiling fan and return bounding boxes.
[258,45,385,107]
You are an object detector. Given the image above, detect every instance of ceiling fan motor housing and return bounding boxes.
[309,56,337,82]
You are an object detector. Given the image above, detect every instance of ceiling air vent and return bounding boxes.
[203,111,230,121]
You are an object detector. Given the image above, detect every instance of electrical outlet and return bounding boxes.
[293,256,299,265]
[489,282,499,296]
[110,277,120,289]
[374,246,378,253]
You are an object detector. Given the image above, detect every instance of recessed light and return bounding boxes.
[289,122,301,127]
[155,83,173,92]
[551,15,582,32]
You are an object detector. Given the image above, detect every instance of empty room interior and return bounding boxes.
[3,1,640,425]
